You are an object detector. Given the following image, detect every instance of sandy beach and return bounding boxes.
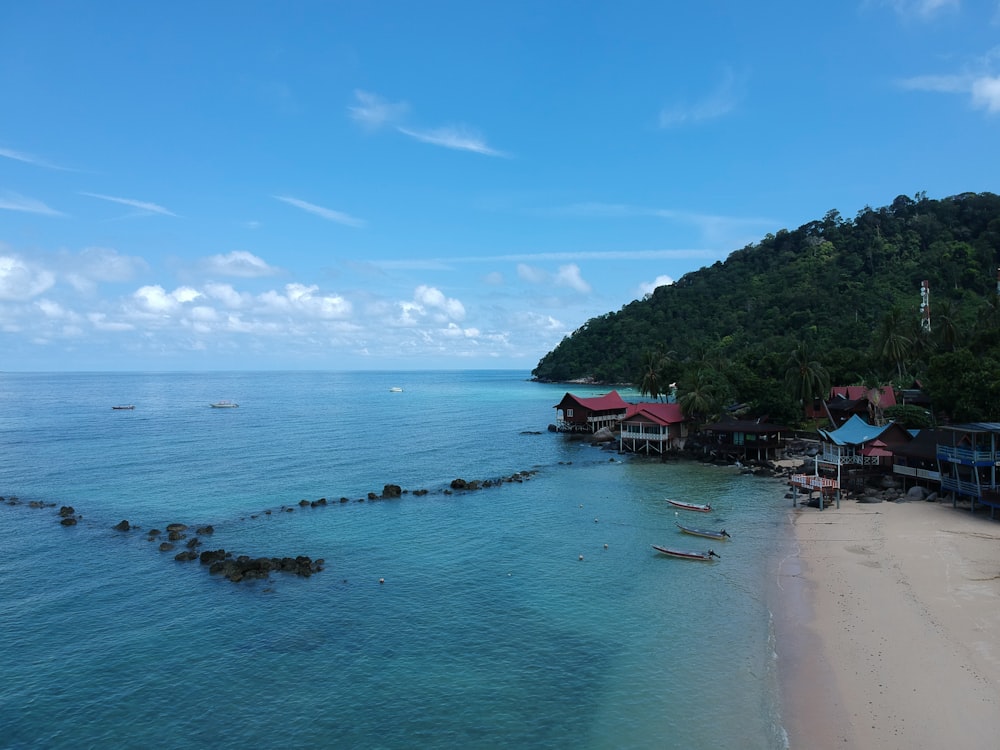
[775,497,1000,749]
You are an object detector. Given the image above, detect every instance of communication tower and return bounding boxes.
[919,280,931,333]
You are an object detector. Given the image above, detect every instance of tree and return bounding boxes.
[785,341,830,406]
[875,306,913,379]
[637,348,673,401]
[678,369,722,425]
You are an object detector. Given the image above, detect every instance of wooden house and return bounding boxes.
[889,428,946,491]
[936,423,1000,519]
[700,418,790,462]
[619,402,687,454]
[553,390,629,433]
[815,414,912,492]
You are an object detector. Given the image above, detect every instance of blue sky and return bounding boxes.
[2,1,999,371]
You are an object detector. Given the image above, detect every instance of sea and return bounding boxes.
[0,370,792,750]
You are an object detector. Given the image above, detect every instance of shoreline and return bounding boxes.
[775,498,1000,749]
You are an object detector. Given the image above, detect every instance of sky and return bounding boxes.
[2,1,999,372]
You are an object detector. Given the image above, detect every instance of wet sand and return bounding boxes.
[776,499,1000,749]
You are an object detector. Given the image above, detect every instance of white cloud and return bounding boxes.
[414,284,466,320]
[482,271,504,285]
[349,90,409,129]
[638,275,675,296]
[899,72,1000,114]
[0,147,71,170]
[881,0,959,19]
[517,263,549,284]
[63,247,148,293]
[554,264,591,293]
[259,283,352,319]
[87,312,134,331]
[81,192,176,217]
[971,76,1000,113]
[274,195,365,227]
[203,250,280,278]
[0,254,57,300]
[397,125,508,157]
[132,285,201,313]
[204,282,250,308]
[659,67,743,127]
[395,285,466,326]
[0,191,65,216]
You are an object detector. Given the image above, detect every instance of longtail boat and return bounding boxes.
[652,545,720,561]
[665,498,712,513]
[676,522,730,541]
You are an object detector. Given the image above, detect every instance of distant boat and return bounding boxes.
[666,498,712,513]
[111,405,135,410]
[652,545,720,561]
[389,387,403,393]
[210,401,239,408]
[676,522,730,541]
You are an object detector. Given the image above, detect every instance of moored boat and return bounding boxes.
[676,522,730,541]
[666,498,712,513]
[210,401,239,408]
[652,545,720,561]
[111,405,135,410]
[389,387,403,392]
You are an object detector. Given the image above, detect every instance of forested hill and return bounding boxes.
[531,191,1000,424]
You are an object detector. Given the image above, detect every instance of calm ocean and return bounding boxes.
[0,371,790,749]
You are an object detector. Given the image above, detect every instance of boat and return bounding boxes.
[666,498,712,513]
[389,387,403,393]
[652,545,720,561]
[111,405,135,410]
[676,522,730,541]
[210,401,239,408]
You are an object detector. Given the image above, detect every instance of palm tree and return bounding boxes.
[638,347,674,401]
[678,369,720,425]
[875,306,913,380]
[785,340,830,406]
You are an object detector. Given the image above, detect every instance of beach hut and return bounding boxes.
[619,402,687,454]
[553,390,629,433]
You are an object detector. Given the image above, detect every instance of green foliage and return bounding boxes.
[532,191,1000,423]
[883,404,933,429]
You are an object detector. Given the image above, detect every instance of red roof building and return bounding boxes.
[553,390,630,433]
[619,402,688,454]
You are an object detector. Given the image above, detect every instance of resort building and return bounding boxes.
[936,423,1000,519]
[553,390,629,433]
[619,402,687,454]
[813,415,912,493]
[700,418,791,462]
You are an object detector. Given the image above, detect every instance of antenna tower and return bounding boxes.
[919,280,931,333]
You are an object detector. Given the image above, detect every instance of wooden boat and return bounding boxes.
[652,545,719,561]
[111,405,135,410]
[389,387,403,392]
[210,401,239,408]
[666,498,712,513]
[676,522,730,541]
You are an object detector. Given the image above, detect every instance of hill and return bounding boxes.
[531,191,1000,425]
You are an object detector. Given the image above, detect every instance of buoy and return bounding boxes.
[579,554,584,561]
[594,518,599,523]
[379,578,385,584]
[604,543,608,549]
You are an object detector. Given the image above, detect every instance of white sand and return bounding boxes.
[776,499,1000,749]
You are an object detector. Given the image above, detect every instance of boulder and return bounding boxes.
[590,427,615,444]
[907,486,927,500]
[382,484,402,498]
[113,520,131,532]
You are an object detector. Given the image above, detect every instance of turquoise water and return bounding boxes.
[0,371,790,749]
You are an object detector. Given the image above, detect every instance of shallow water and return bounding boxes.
[0,371,790,749]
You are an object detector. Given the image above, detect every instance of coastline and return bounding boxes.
[775,498,1000,749]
